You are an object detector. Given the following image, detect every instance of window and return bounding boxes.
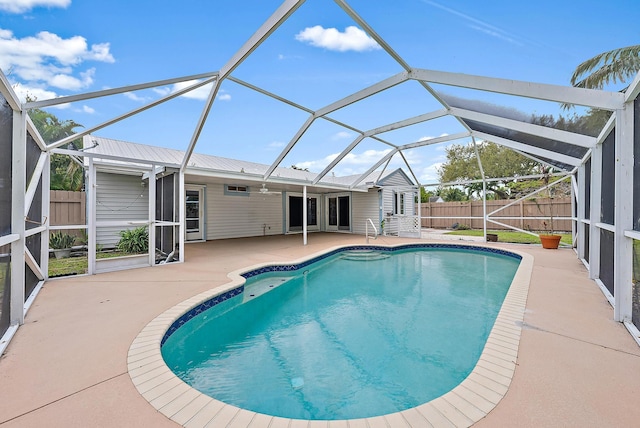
[224,184,249,196]
[394,192,405,215]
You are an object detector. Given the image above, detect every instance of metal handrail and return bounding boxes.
[366,218,378,243]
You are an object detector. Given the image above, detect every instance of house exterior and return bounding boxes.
[84,136,420,250]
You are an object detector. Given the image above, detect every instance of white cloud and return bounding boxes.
[295,25,380,52]
[0,0,70,14]
[13,83,69,108]
[124,91,149,102]
[419,162,444,184]
[154,81,230,102]
[268,141,285,150]
[332,131,353,140]
[295,148,392,174]
[81,105,95,114]
[154,80,214,100]
[277,53,302,60]
[0,28,113,92]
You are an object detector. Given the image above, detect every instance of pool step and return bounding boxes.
[341,250,390,261]
[243,276,291,302]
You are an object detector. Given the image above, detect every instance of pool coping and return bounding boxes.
[127,242,533,428]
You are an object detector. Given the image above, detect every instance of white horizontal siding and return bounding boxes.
[96,171,149,247]
[206,184,283,240]
[351,190,379,235]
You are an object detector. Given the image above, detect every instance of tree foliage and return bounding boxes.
[438,142,539,199]
[28,105,84,191]
[571,44,640,90]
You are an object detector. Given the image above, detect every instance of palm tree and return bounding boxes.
[571,44,640,89]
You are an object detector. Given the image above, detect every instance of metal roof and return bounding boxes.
[82,135,411,192]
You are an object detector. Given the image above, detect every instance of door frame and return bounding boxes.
[185,184,206,241]
[325,193,351,232]
[285,192,320,233]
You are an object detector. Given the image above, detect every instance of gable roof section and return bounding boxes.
[83,135,409,192]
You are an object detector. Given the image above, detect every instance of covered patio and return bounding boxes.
[0,235,639,427]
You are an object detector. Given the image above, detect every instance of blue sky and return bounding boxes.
[1,0,638,183]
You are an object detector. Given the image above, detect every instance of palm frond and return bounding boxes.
[571,45,640,89]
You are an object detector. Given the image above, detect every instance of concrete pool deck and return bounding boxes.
[1,234,639,427]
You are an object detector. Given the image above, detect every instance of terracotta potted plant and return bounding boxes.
[539,169,562,249]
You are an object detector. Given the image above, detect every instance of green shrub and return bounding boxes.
[116,226,149,254]
[49,231,76,249]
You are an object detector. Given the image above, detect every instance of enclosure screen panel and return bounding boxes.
[24,262,39,303]
[584,226,590,263]
[634,98,640,231]
[0,94,12,236]
[0,245,10,339]
[462,119,589,162]
[599,228,614,296]
[600,129,615,225]
[584,158,591,220]
[633,239,640,330]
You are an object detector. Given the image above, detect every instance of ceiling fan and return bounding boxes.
[251,183,282,195]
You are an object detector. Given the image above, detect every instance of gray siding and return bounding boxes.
[96,171,149,247]
[378,170,412,186]
[206,184,283,240]
[351,190,380,235]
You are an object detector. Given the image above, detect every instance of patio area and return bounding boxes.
[0,234,639,427]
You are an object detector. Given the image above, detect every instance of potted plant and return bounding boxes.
[50,231,76,259]
[539,168,562,249]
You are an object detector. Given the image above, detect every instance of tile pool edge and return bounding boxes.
[127,243,533,427]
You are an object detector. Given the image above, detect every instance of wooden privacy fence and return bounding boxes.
[418,197,572,232]
[50,191,86,236]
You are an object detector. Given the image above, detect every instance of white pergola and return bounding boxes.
[1,0,639,352]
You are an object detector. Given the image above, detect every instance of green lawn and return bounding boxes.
[447,229,573,245]
[48,251,139,277]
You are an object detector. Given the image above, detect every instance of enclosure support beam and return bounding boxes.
[178,171,185,262]
[148,163,156,267]
[87,158,96,275]
[577,164,586,261]
[473,138,487,240]
[41,152,50,279]
[11,110,26,325]
[303,185,308,246]
[613,106,634,322]
[410,68,625,110]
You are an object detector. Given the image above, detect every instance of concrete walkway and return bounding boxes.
[1,234,639,427]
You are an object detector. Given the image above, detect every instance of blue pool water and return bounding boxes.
[161,246,520,420]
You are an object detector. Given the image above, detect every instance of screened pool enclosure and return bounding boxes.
[1,0,640,354]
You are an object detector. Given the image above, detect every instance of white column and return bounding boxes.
[589,140,602,280]
[303,185,307,246]
[614,106,634,322]
[577,165,586,261]
[571,173,577,249]
[482,180,487,240]
[87,158,96,275]
[11,110,26,325]
[178,171,185,262]
[148,164,156,267]
[417,187,422,237]
[41,152,50,279]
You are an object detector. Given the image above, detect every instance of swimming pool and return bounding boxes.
[159,244,521,421]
